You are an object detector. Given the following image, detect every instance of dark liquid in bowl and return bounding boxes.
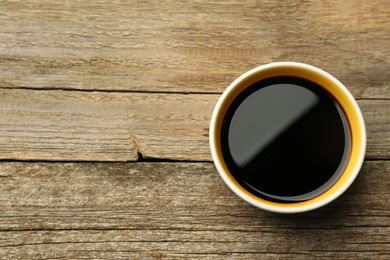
[221,76,351,202]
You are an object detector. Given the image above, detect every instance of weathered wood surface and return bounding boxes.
[0,89,389,161]
[0,0,389,258]
[0,162,389,259]
[0,0,389,97]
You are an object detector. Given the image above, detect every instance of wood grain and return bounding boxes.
[0,89,389,161]
[0,161,389,259]
[0,1,389,258]
[0,0,389,97]
[0,89,214,161]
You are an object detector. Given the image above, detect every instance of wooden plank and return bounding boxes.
[0,89,389,161]
[0,89,214,161]
[0,0,389,97]
[0,161,389,258]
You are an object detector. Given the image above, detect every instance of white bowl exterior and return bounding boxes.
[209,62,366,213]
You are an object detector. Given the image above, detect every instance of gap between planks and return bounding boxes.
[1,86,390,100]
[0,86,222,95]
[0,158,387,164]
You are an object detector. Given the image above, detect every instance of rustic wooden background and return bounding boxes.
[0,0,389,259]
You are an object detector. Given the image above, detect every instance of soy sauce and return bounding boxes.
[221,76,351,202]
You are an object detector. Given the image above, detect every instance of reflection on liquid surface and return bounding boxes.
[221,77,351,202]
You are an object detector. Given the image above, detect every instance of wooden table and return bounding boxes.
[1,1,389,258]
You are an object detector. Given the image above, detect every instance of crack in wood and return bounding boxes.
[129,134,144,161]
